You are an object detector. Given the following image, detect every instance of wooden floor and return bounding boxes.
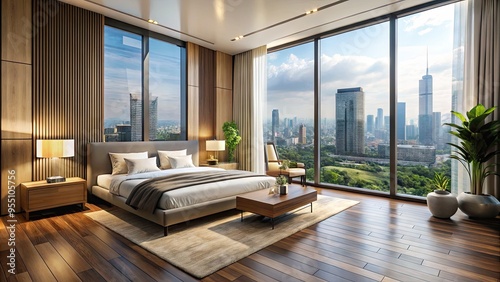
[1,187,499,282]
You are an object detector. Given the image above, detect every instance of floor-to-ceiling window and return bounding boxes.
[320,22,390,192]
[104,26,143,141]
[267,1,465,198]
[266,42,315,179]
[104,20,186,142]
[396,3,464,197]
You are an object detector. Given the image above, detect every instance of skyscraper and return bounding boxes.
[367,115,374,133]
[376,108,383,130]
[271,109,279,141]
[397,102,406,141]
[418,55,433,145]
[130,93,142,141]
[130,94,158,141]
[336,87,365,155]
[299,124,306,144]
[149,96,158,140]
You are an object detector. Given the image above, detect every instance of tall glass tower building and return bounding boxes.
[336,87,365,155]
[418,62,433,145]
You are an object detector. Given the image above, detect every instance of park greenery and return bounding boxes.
[276,144,451,197]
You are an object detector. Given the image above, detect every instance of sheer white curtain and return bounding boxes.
[463,0,500,198]
[233,46,267,173]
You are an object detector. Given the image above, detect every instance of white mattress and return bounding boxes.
[98,167,275,210]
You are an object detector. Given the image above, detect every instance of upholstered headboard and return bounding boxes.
[86,141,199,191]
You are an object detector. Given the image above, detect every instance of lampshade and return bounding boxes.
[36,139,75,158]
[206,140,225,151]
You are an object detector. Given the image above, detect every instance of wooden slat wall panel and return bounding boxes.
[198,46,215,162]
[33,0,103,181]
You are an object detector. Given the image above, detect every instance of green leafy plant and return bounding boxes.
[279,159,290,171]
[432,172,450,191]
[222,121,241,162]
[276,175,288,186]
[444,104,500,195]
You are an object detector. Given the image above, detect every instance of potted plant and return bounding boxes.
[426,172,458,218]
[444,104,500,218]
[222,121,241,162]
[276,175,288,195]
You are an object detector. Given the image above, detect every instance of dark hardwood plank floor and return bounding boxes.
[1,187,499,281]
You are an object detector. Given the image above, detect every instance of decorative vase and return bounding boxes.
[457,192,500,219]
[279,185,288,195]
[426,190,458,219]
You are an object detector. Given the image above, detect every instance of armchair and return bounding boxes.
[265,142,306,186]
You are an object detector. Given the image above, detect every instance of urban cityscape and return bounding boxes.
[265,64,452,197]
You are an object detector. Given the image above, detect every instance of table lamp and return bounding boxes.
[206,140,225,165]
[36,139,74,183]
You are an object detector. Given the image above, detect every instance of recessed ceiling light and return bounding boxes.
[148,19,158,24]
[231,35,244,41]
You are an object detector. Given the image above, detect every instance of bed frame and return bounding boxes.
[87,141,237,236]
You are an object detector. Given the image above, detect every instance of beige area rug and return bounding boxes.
[85,195,359,278]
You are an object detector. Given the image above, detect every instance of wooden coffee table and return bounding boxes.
[236,185,317,229]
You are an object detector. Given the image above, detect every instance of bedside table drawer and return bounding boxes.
[21,177,87,219]
[29,184,85,210]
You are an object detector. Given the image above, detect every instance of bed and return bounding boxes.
[87,141,275,235]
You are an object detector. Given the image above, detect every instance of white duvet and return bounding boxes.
[98,167,275,210]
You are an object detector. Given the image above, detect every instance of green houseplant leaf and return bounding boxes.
[444,104,500,195]
[222,121,241,162]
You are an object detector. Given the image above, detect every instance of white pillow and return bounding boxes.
[125,157,160,175]
[158,149,187,169]
[168,155,195,169]
[109,152,148,175]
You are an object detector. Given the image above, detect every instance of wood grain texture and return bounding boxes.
[1,0,31,63]
[215,88,232,161]
[1,62,32,139]
[33,0,104,182]
[2,186,498,281]
[1,140,32,215]
[187,42,199,87]
[216,51,232,90]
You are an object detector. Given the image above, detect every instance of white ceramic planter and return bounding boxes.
[457,192,500,219]
[427,190,458,219]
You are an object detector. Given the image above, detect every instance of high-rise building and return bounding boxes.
[299,124,306,144]
[376,108,383,130]
[418,56,433,145]
[149,96,158,140]
[130,93,142,141]
[130,94,158,141]
[397,102,406,140]
[336,87,365,155]
[367,115,374,133]
[271,109,279,141]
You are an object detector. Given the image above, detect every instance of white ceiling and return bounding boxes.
[60,0,435,55]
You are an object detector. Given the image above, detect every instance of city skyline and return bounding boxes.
[267,4,455,122]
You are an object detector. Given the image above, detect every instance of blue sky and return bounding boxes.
[267,3,458,123]
[104,26,182,124]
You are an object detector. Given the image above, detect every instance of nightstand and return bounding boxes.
[200,162,238,170]
[21,177,87,220]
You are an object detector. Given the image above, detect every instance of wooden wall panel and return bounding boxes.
[33,0,103,181]
[1,0,32,215]
[187,85,199,141]
[216,51,233,90]
[198,46,215,162]
[1,62,32,139]
[0,140,32,214]
[1,0,31,63]
[187,42,199,87]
